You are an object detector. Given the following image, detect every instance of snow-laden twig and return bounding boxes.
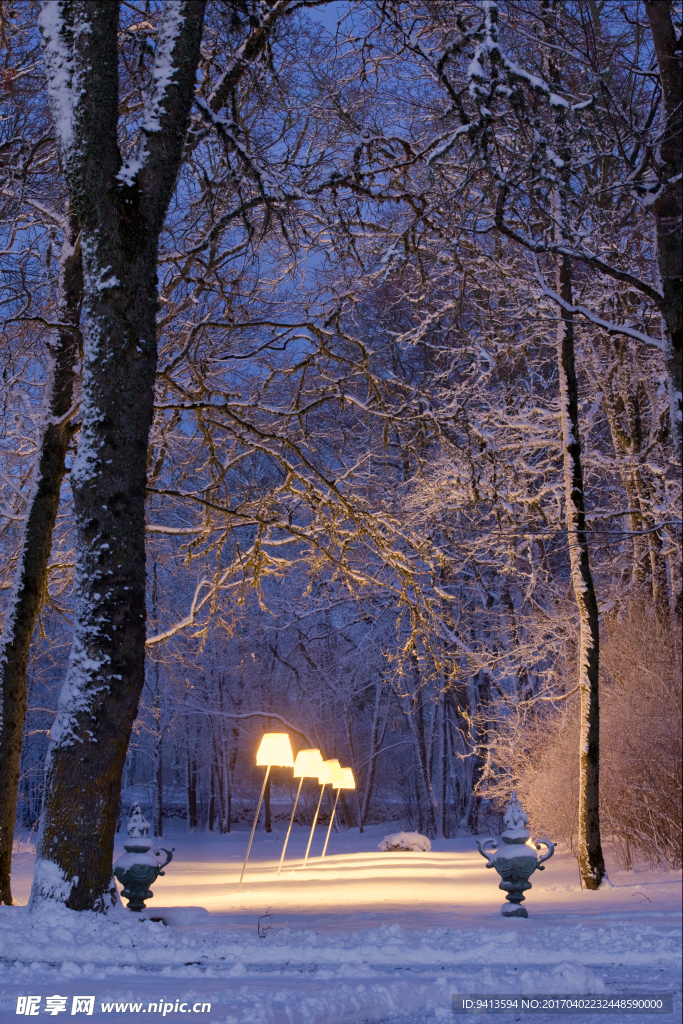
[533,259,666,352]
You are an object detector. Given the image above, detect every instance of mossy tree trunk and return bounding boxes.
[30,0,205,912]
[0,216,82,905]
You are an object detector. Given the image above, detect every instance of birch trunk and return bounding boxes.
[31,0,205,911]
[0,215,81,905]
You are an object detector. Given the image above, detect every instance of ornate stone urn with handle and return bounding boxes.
[476,792,555,917]
[113,804,174,913]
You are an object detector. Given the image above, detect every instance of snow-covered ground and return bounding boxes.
[2,823,680,1023]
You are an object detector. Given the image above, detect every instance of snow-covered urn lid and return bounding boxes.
[501,791,530,842]
[124,803,153,853]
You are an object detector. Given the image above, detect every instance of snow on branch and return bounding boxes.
[533,259,667,353]
[468,0,574,109]
[183,705,316,749]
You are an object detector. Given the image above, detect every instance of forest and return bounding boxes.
[0,0,680,914]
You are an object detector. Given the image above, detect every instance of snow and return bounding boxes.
[93,269,120,292]
[38,1,77,158]
[30,857,77,904]
[46,630,109,748]
[144,2,186,133]
[378,831,432,852]
[117,3,187,186]
[2,825,680,1023]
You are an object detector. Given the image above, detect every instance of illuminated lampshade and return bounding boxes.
[256,733,294,767]
[335,766,355,790]
[317,758,340,784]
[293,748,324,779]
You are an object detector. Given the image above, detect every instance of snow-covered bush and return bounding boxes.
[12,834,36,855]
[378,831,431,852]
[490,606,682,870]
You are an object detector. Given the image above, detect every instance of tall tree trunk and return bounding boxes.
[339,791,354,829]
[151,564,163,838]
[437,689,447,838]
[359,681,387,830]
[187,735,198,832]
[465,672,488,835]
[30,1,205,912]
[545,1,606,890]
[644,0,682,438]
[153,720,163,838]
[342,701,360,828]
[555,242,606,888]
[3,0,287,910]
[208,748,216,833]
[406,701,438,838]
[0,215,81,905]
[599,361,669,617]
[217,676,231,832]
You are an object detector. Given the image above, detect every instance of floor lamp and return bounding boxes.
[278,748,323,876]
[238,732,294,891]
[321,766,356,858]
[302,758,339,868]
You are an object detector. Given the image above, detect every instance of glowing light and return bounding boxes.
[317,758,340,784]
[293,748,324,778]
[321,766,355,858]
[335,766,356,790]
[256,733,294,767]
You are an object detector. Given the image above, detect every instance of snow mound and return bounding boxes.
[139,906,211,926]
[477,960,607,995]
[378,831,432,852]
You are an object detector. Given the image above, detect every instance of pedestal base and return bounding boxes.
[501,903,528,918]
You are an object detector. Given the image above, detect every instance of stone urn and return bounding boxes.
[113,804,174,913]
[476,792,555,917]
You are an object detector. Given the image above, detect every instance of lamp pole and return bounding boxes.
[302,783,326,868]
[321,787,341,858]
[277,776,304,877]
[238,764,270,892]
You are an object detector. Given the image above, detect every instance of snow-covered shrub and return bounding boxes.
[489,606,682,869]
[378,831,431,852]
[12,834,36,854]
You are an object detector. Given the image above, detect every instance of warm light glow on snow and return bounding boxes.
[293,747,324,778]
[256,733,295,767]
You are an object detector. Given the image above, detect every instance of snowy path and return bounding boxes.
[1,825,680,1023]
